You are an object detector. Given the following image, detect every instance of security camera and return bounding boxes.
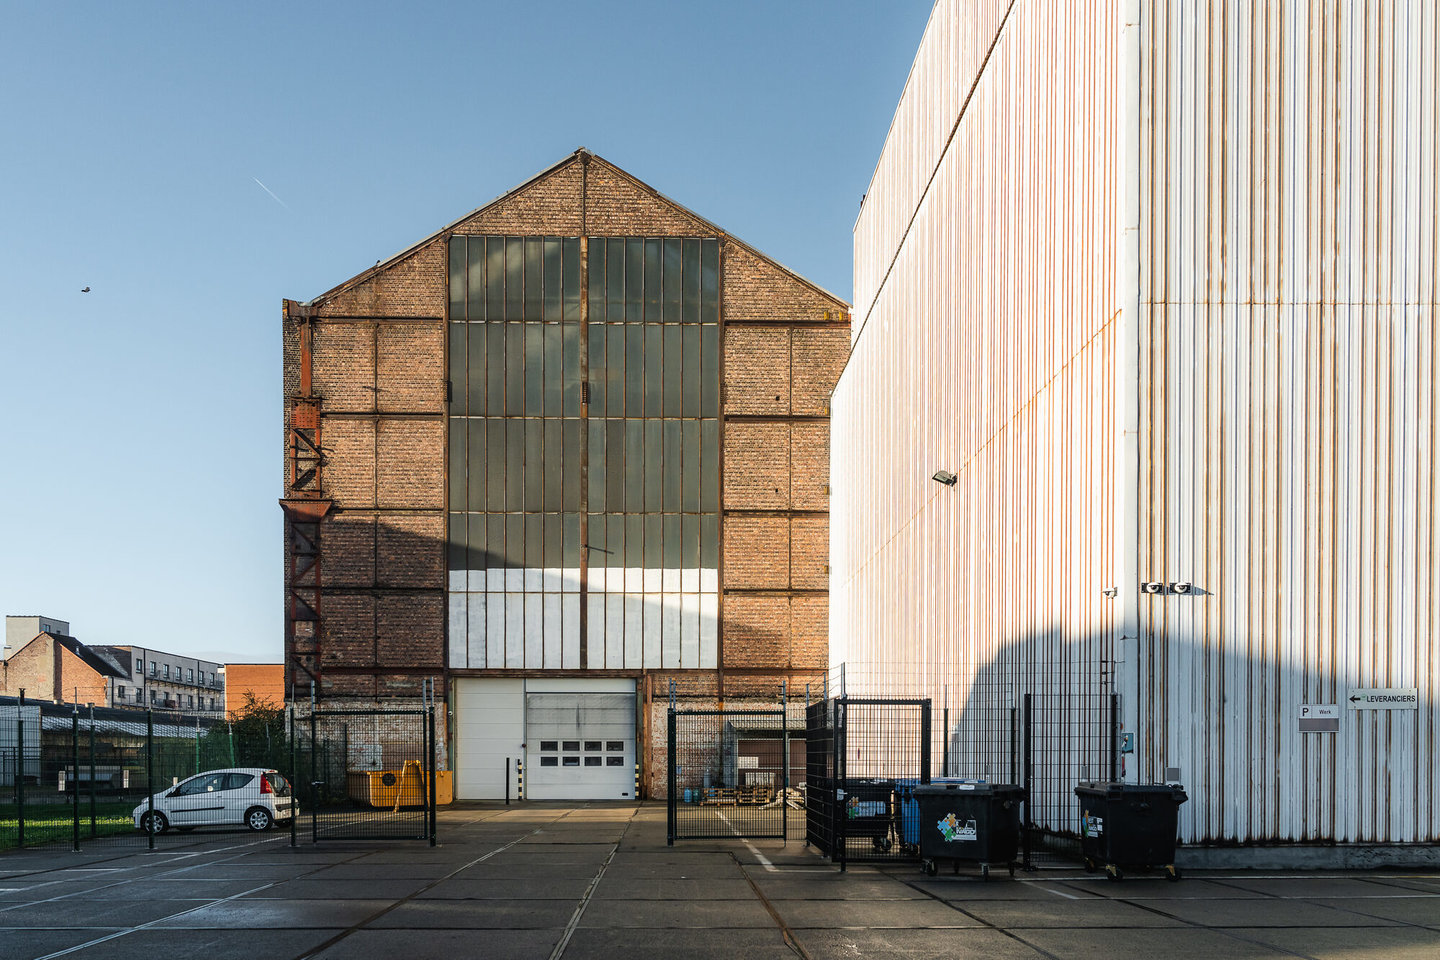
[1170,581,1192,595]
[1101,587,1118,598]
[1141,581,1165,594]
[931,470,957,486]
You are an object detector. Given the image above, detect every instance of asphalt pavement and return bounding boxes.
[1,802,1438,959]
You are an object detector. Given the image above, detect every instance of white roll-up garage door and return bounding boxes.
[525,690,635,800]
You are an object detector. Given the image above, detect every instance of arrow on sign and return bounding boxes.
[1349,695,1361,702]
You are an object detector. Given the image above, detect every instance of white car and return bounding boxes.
[132,767,297,833]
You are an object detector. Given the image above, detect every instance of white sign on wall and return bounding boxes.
[1347,688,1419,710]
[1298,704,1340,733]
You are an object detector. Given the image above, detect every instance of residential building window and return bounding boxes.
[149,691,157,704]
[117,685,126,699]
[136,660,144,674]
[187,695,194,708]
[150,663,157,676]
[186,668,194,683]
[163,664,170,679]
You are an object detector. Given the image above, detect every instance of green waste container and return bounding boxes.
[1075,781,1187,881]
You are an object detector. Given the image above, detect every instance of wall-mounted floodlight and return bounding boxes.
[1170,581,1192,595]
[932,470,957,486]
[1141,581,1166,595]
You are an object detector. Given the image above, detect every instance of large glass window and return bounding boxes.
[447,235,720,672]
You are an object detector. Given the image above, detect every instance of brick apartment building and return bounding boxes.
[282,150,849,799]
[1,617,224,715]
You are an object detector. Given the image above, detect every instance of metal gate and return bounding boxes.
[1020,689,1118,867]
[292,686,437,844]
[805,697,931,869]
[667,708,790,843]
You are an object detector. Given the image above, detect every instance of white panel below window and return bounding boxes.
[680,593,700,667]
[661,594,681,668]
[699,594,718,667]
[486,592,506,668]
[524,594,544,667]
[504,594,524,668]
[623,595,643,668]
[467,593,486,667]
[543,594,562,668]
[562,594,581,668]
[448,594,468,668]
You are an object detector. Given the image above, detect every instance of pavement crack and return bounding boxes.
[547,806,636,960]
[735,854,815,960]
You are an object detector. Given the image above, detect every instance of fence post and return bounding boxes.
[941,706,949,779]
[87,705,96,839]
[146,708,155,851]
[309,684,318,844]
[72,707,80,852]
[1009,706,1018,785]
[666,707,676,846]
[1022,693,1033,870]
[427,678,437,847]
[834,697,845,872]
[781,681,789,844]
[1109,693,1120,782]
[16,690,25,848]
[505,758,511,806]
[288,705,297,848]
[920,699,932,785]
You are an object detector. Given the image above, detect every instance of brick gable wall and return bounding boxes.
[284,152,848,790]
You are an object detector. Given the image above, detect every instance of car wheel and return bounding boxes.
[140,811,169,834]
[246,807,273,831]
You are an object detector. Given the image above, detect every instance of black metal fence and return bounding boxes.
[3,696,294,852]
[1020,689,1119,867]
[668,708,792,843]
[290,681,438,845]
[805,697,932,869]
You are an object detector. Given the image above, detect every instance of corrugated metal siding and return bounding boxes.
[1138,0,1439,843]
[834,0,1127,832]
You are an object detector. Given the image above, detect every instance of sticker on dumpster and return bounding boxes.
[1081,814,1104,836]
[936,813,977,842]
[847,798,886,818]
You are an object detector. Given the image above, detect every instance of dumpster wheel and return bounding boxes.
[1105,864,1124,881]
[1165,864,1182,882]
[922,859,938,877]
[1083,857,1098,873]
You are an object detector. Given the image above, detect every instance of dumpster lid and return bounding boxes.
[914,782,1025,799]
[1075,781,1188,802]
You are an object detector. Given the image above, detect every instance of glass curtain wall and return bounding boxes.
[447,235,719,671]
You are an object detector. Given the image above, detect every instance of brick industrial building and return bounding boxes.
[282,150,848,799]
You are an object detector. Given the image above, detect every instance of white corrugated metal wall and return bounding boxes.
[834,0,1128,832]
[1138,0,1438,843]
[838,0,1438,846]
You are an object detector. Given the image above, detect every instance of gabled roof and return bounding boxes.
[302,148,847,311]
[47,634,128,680]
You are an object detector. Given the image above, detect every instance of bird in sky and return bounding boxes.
[81,286,90,293]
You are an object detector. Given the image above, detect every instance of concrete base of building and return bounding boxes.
[1178,842,1440,870]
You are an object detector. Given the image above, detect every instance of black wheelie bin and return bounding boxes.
[840,778,896,852]
[914,782,1026,878]
[1074,781,1188,881]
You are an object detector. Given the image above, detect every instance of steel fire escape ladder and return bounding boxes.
[280,300,333,694]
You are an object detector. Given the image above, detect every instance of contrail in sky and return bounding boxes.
[252,176,291,211]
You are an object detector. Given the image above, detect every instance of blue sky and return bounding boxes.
[0,1,932,663]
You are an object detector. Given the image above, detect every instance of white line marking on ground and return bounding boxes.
[31,879,281,960]
[1034,884,1081,900]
